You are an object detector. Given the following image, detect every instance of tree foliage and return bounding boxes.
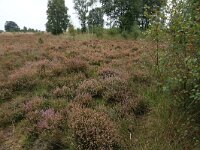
[46,0,70,35]
[5,21,20,32]
[68,23,76,40]
[88,7,104,31]
[147,0,200,146]
[73,0,96,32]
[100,0,166,31]
[168,0,200,120]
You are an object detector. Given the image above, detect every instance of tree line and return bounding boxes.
[46,0,166,35]
[2,0,166,35]
[4,21,41,33]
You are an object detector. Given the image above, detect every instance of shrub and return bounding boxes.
[25,108,62,133]
[74,93,94,108]
[77,79,103,97]
[121,30,129,39]
[69,106,120,150]
[37,109,62,131]
[107,27,120,36]
[23,97,43,113]
[0,108,24,128]
[44,52,88,76]
[129,24,141,39]
[133,100,149,116]
[102,77,129,104]
[38,38,44,44]
[8,64,38,91]
[68,24,76,40]
[50,60,66,76]
[130,70,150,85]
[36,60,55,78]
[67,51,80,58]
[94,27,104,38]
[0,83,13,102]
[116,99,138,118]
[98,67,120,79]
[76,28,81,34]
[48,51,67,63]
[121,25,141,40]
[0,98,25,127]
[24,108,66,149]
[53,85,75,99]
[65,58,88,73]
[40,58,88,76]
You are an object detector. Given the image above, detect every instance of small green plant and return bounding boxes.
[130,24,141,39]
[107,27,120,36]
[94,27,103,38]
[68,24,76,40]
[121,30,129,39]
[121,24,141,39]
[76,28,81,34]
[38,37,44,44]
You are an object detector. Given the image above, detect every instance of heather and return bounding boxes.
[0,30,199,149]
[0,34,149,149]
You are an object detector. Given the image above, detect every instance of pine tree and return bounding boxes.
[46,0,70,35]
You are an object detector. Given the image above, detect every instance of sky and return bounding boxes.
[0,0,81,31]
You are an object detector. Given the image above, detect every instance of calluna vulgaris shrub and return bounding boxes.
[0,83,13,101]
[74,93,93,108]
[65,58,88,73]
[23,97,43,113]
[98,67,120,79]
[102,77,129,103]
[8,64,38,91]
[25,108,62,134]
[24,107,67,149]
[116,99,138,118]
[37,109,62,131]
[49,58,88,76]
[0,98,25,127]
[69,106,120,150]
[50,60,67,76]
[53,85,75,99]
[77,79,103,97]
[30,57,88,77]
[33,59,52,76]
[48,51,67,63]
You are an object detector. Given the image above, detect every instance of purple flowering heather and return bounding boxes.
[37,109,62,130]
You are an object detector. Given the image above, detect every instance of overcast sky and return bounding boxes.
[0,0,81,31]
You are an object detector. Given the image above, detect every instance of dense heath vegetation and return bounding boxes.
[0,0,199,149]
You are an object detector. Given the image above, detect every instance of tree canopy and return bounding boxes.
[88,7,104,31]
[100,0,167,30]
[5,21,20,32]
[74,0,96,32]
[46,0,70,35]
